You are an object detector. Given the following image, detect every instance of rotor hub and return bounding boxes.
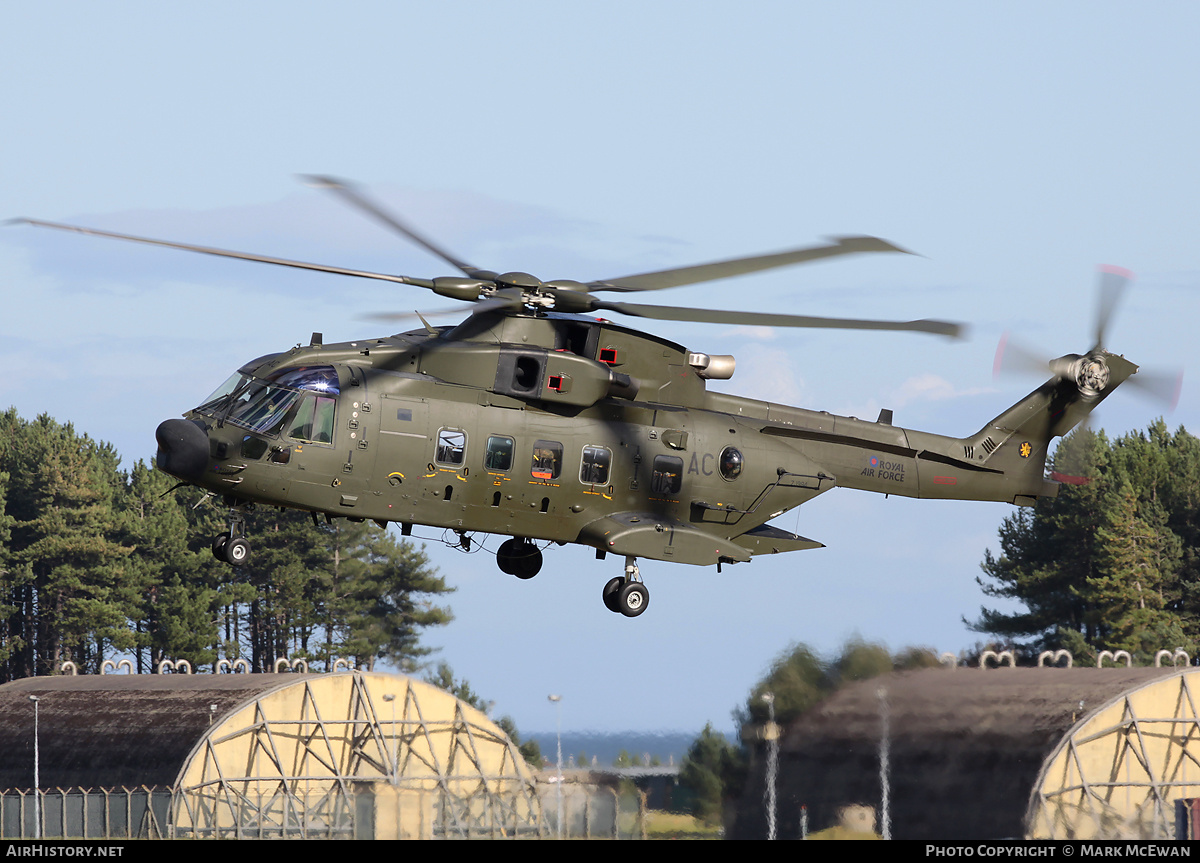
[1075,354,1110,399]
[495,271,542,290]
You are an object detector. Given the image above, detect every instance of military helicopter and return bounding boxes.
[17,178,1164,618]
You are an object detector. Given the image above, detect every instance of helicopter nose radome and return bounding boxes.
[155,419,209,481]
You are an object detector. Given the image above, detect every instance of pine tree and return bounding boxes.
[118,461,218,671]
[679,723,739,824]
[321,524,452,671]
[0,408,456,680]
[0,414,132,677]
[972,423,1197,658]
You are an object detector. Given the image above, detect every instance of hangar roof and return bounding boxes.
[735,666,1179,840]
[0,674,327,789]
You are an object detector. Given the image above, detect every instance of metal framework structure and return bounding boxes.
[1028,670,1200,839]
[172,672,541,839]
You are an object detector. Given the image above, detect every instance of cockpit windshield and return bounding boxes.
[196,372,245,413]
[194,365,340,438]
[266,366,340,394]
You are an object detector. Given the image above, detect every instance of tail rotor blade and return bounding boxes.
[993,331,1054,379]
[1093,265,1133,351]
[1126,367,1184,410]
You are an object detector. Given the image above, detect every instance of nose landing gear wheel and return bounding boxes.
[617,581,649,617]
[213,508,251,567]
[224,537,251,566]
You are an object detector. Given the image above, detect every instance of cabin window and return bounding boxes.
[287,395,336,444]
[651,455,684,495]
[435,428,467,466]
[531,440,563,481]
[580,445,612,485]
[485,435,515,472]
[719,446,744,480]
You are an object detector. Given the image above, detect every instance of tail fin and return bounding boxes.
[962,350,1137,502]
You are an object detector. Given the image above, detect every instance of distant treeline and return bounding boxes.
[0,409,452,681]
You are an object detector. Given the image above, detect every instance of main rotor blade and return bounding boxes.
[1093,264,1132,351]
[359,306,467,323]
[14,218,436,289]
[301,175,490,280]
[588,236,912,293]
[592,299,964,338]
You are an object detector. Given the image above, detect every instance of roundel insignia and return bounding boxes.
[1019,442,1032,458]
[869,456,879,467]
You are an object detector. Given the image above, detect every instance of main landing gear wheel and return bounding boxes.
[603,556,649,617]
[602,577,624,612]
[211,533,230,561]
[617,581,649,617]
[497,538,542,579]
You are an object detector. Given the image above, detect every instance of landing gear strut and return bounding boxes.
[602,556,649,617]
[496,538,542,579]
[212,508,251,567]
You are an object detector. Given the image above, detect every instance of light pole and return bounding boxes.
[382,693,397,784]
[762,691,777,841]
[548,694,563,838]
[878,686,891,840]
[28,696,40,840]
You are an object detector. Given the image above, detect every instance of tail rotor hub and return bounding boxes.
[1075,354,1110,399]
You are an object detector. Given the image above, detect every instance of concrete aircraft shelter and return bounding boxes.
[734,665,1200,840]
[0,670,539,839]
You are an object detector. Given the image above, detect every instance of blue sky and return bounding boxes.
[2,3,1197,735]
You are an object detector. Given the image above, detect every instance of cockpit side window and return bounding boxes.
[213,365,340,436]
[287,395,337,444]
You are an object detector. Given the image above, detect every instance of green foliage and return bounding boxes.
[425,661,486,709]
[701,637,936,826]
[971,422,1200,663]
[0,408,452,681]
[678,722,739,825]
[735,637,931,732]
[829,638,895,686]
[613,749,636,767]
[739,642,825,728]
[0,411,133,676]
